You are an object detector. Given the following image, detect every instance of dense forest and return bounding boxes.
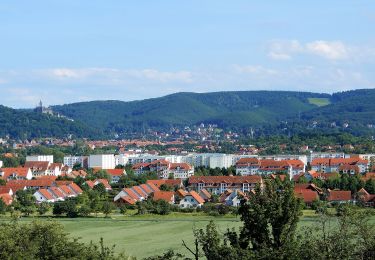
[2,89,375,139]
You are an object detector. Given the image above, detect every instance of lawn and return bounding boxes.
[308,97,331,107]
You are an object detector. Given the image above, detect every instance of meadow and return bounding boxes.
[0,210,373,259]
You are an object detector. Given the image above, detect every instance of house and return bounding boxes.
[179,191,205,208]
[68,170,88,179]
[357,188,375,207]
[311,158,368,174]
[188,175,263,195]
[7,179,55,190]
[106,169,126,183]
[113,182,160,204]
[132,160,194,179]
[85,179,112,191]
[327,190,352,203]
[48,187,66,201]
[219,189,246,207]
[0,193,13,205]
[146,179,183,189]
[33,189,55,203]
[152,191,175,204]
[361,172,375,181]
[0,167,33,180]
[199,189,212,202]
[294,183,322,206]
[24,161,50,176]
[0,186,13,196]
[235,158,260,176]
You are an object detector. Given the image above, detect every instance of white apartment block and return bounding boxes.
[64,156,88,168]
[308,152,349,163]
[88,154,115,169]
[26,155,54,164]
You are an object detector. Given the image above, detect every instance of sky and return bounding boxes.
[0,1,375,108]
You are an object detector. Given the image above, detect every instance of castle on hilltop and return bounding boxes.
[34,100,54,115]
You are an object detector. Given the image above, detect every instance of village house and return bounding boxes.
[33,183,83,203]
[85,179,112,191]
[219,189,247,207]
[293,183,323,206]
[327,190,352,204]
[357,188,375,207]
[113,182,160,205]
[152,191,175,204]
[188,175,263,195]
[106,169,126,183]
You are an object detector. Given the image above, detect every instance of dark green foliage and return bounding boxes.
[14,189,37,216]
[0,199,6,214]
[0,105,101,139]
[37,201,51,215]
[0,221,127,259]
[136,199,172,215]
[102,201,114,217]
[52,199,78,218]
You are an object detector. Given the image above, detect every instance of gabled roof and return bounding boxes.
[153,191,174,202]
[176,189,187,197]
[0,186,13,195]
[106,169,125,176]
[139,184,153,194]
[169,163,192,171]
[146,179,182,188]
[7,179,55,188]
[146,183,160,193]
[294,189,319,203]
[24,161,49,171]
[69,183,83,194]
[0,167,31,179]
[189,175,262,184]
[38,189,54,200]
[58,185,76,196]
[0,193,13,205]
[327,190,352,201]
[123,188,140,200]
[132,186,147,197]
[85,180,95,189]
[119,196,137,205]
[49,187,65,198]
[5,182,26,193]
[188,191,205,204]
[199,189,212,199]
[235,157,260,166]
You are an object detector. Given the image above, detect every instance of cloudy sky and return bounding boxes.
[1,1,375,108]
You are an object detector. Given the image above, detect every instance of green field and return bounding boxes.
[0,210,373,259]
[308,97,331,107]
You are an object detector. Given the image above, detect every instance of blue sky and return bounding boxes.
[0,1,374,108]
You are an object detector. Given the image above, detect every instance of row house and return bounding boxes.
[179,191,205,208]
[188,175,263,195]
[0,167,33,180]
[106,169,126,183]
[235,158,305,177]
[311,158,368,174]
[132,159,194,179]
[33,183,83,203]
[85,179,112,191]
[114,182,160,205]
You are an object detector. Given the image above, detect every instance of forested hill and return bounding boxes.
[52,91,329,133]
[2,89,375,139]
[0,105,102,139]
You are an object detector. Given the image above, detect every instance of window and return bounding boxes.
[243,183,250,192]
[198,183,204,191]
[220,183,228,193]
[191,198,194,202]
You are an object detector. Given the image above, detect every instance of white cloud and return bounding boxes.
[233,65,279,76]
[305,41,349,60]
[268,40,353,61]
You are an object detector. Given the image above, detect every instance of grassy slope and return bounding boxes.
[308,98,331,107]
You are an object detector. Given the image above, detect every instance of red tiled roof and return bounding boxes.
[294,190,319,203]
[69,183,83,194]
[5,183,26,193]
[169,163,192,171]
[0,186,12,195]
[146,183,160,193]
[85,180,95,189]
[327,190,352,201]
[0,193,13,205]
[49,187,65,198]
[106,169,125,176]
[58,185,76,196]
[140,184,152,194]
[199,189,212,199]
[153,191,174,202]
[7,179,54,188]
[24,161,49,171]
[133,186,147,197]
[124,188,140,200]
[38,189,54,200]
[146,179,182,188]
[0,167,30,179]
[311,158,368,167]
[362,172,375,181]
[176,189,187,197]
[119,196,137,205]
[55,180,73,186]
[236,157,260,166]
[188,191,205,204]
[189,175,262,184]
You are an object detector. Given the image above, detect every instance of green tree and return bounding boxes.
[0,199,7,215]
[37,202,50,215]
[14,190,37,216]
[102,201,114,218]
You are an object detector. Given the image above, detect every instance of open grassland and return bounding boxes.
[308,97,331,107]
[1,210,374,259]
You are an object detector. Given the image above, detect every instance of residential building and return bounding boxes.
[88,154,115,169]
[179,191,205,208]
[26,155,54,164]
[132,160,194,179]
[152,191,175,204]
[0,167,33,180]
[327,190,352,203]
[106,169,126,183]
[188,175,263,195]
[63,156,88,168]
[311,158,368,174]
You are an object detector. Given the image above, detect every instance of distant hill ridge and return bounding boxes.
[1,89,375,139]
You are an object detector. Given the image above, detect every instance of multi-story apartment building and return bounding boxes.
[26,155,54,164]
[88,154,115,170]
[132,159,194,179]
[311,158,368,174]
[63,156,88,168]
[188,175,263,195]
